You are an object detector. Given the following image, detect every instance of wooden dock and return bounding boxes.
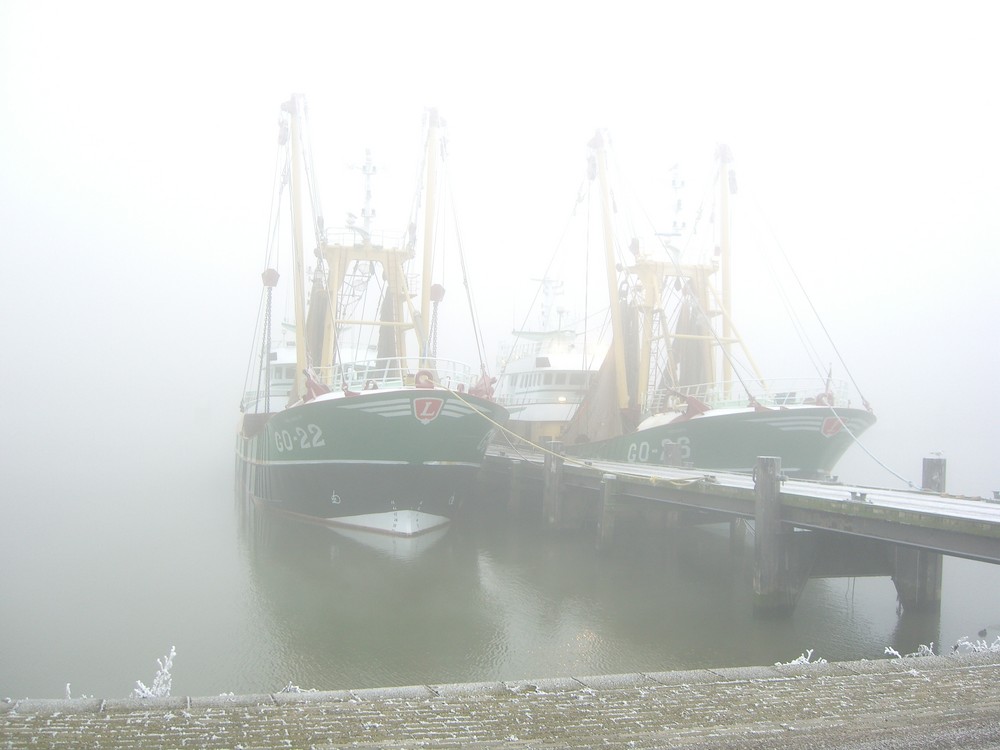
[4,652,999,748]
[483,448,1000,615]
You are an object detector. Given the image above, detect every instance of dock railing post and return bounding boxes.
[891,456,946,612]
[543,441,564,529]
[662,441,682,468]
[753,456,795,616]
[922,456,947,493]
[597,473,618,551]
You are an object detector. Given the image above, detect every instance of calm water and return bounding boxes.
[1,454,998,700]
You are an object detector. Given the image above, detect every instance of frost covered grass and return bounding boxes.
[775,648,827,666]
[133,646,176,698]
[278,681,315,694]
[782,636,1000,667]
[882,636,1000,659]
[953,635,1000,654]
[64,683,92,700]
[52,635,997,702]
[885,643,936,658]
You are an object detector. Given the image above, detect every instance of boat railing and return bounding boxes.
[323,229,412,252]
[494,390,588,408]
[647,378,855,413]
[315,358,483,391]
[240,385,293,414]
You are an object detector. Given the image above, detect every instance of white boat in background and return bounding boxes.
[492,280,604,446]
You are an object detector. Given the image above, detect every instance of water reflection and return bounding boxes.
[1,473,992,699]
[241,505,493,689]
[238,495,952,691]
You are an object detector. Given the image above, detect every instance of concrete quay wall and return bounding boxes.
[3,652,1000,749]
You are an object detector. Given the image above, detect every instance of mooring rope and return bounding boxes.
[443,386,709,488]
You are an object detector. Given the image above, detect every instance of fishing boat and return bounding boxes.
[492,279,603,445]
[561,133,876,479]
[236,96,507,536]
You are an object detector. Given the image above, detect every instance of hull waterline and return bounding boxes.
[236,388,506,535]
[567,405,876,479]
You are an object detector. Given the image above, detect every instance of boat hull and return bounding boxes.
[566,406,876,479]
[236,388,507,534]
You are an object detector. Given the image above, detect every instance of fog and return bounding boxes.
[2,1,996,494]
[1,0,998,697]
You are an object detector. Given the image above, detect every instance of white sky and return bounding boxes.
[1,0,998,495]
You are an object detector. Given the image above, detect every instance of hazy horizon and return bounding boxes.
[2,2,997,498]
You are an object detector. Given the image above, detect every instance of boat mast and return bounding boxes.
[419,109,441,367]
[633,256,668,413]
[285,94,309,403]
[590,131,631,413]
[718,144,734,399]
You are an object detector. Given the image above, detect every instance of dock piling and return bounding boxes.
[597,473,618,551]
[729,517,747,554]
[753,456,796,616]
[891,546,943,612]
[662,441,682,467]
[922,456,947,493]
[542,442,564,528]
[890,456,946,612]
[508,459,523,517]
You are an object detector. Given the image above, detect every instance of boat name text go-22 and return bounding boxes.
[273,425,327,453]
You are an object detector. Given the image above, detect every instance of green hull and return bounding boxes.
[567,406,876,479]
[236,388,507,528]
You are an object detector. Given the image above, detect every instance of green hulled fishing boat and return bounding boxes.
[561,134,876,479]
[236,96,506,535]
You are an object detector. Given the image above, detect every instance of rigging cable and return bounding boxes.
[745,196,917,488]
[740,196,838,384]
[494,175,590,382]
[749,194,872,412]
[444,166,490,370]
[242,142,288,410]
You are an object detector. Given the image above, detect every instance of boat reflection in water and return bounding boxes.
[327,523,452,563]
[236,494,943,693]
[238,498,494,691]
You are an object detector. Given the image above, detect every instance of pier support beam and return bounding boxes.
[891,456,946,612]
[543,442,564,529]
[891,546,943,612]
[730,518,748,554]
[753,456,796,617]
[597,474,618,551]
[507,459,524,517]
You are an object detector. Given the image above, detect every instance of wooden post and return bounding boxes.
[891,546,943,612]
[597,474,618,551]
[730,517,747,554]
[662,441,682,467]
[753,456,795,616]
[543,441,564,529]
[922,456,947,493]
[891,456,945,612]
[507,459,523,517]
